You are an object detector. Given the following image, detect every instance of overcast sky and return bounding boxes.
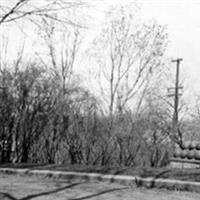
[90,0,200,100]
[1,0,200,103]
[81,0,200,106]
[140,0,200,98]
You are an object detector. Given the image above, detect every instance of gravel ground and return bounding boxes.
[0,174,200,200]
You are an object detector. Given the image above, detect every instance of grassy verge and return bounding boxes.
[0,163,200,182]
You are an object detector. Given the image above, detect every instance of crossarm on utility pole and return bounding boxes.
[171,58,183,150]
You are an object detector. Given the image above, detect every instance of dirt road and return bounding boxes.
[0,173,200,200]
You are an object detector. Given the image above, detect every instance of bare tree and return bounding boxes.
[90,6,168,123]
[37,17,84,163]
[0,0,84,26]
[83,5,169,166]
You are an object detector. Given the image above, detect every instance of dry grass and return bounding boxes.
[1,173,200,200]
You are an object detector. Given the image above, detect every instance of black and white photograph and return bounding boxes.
[0,0,200,199]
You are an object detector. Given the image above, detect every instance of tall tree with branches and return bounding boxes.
[91,6,168,122]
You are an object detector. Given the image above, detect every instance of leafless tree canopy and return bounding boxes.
[0,0,84,26]
[0,2,197,167]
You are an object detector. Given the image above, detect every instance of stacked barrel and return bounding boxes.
[174,141,200,160]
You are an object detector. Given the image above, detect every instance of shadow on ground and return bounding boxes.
[68,187,127,200]
[0,182,127,200]
[0,182,82,200]
[135,169,172,188]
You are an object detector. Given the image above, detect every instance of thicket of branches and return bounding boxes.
[0,2,192,167]
[0,63,171,167]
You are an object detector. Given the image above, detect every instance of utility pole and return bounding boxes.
[167,58,183,149]
[172,58,183,130]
